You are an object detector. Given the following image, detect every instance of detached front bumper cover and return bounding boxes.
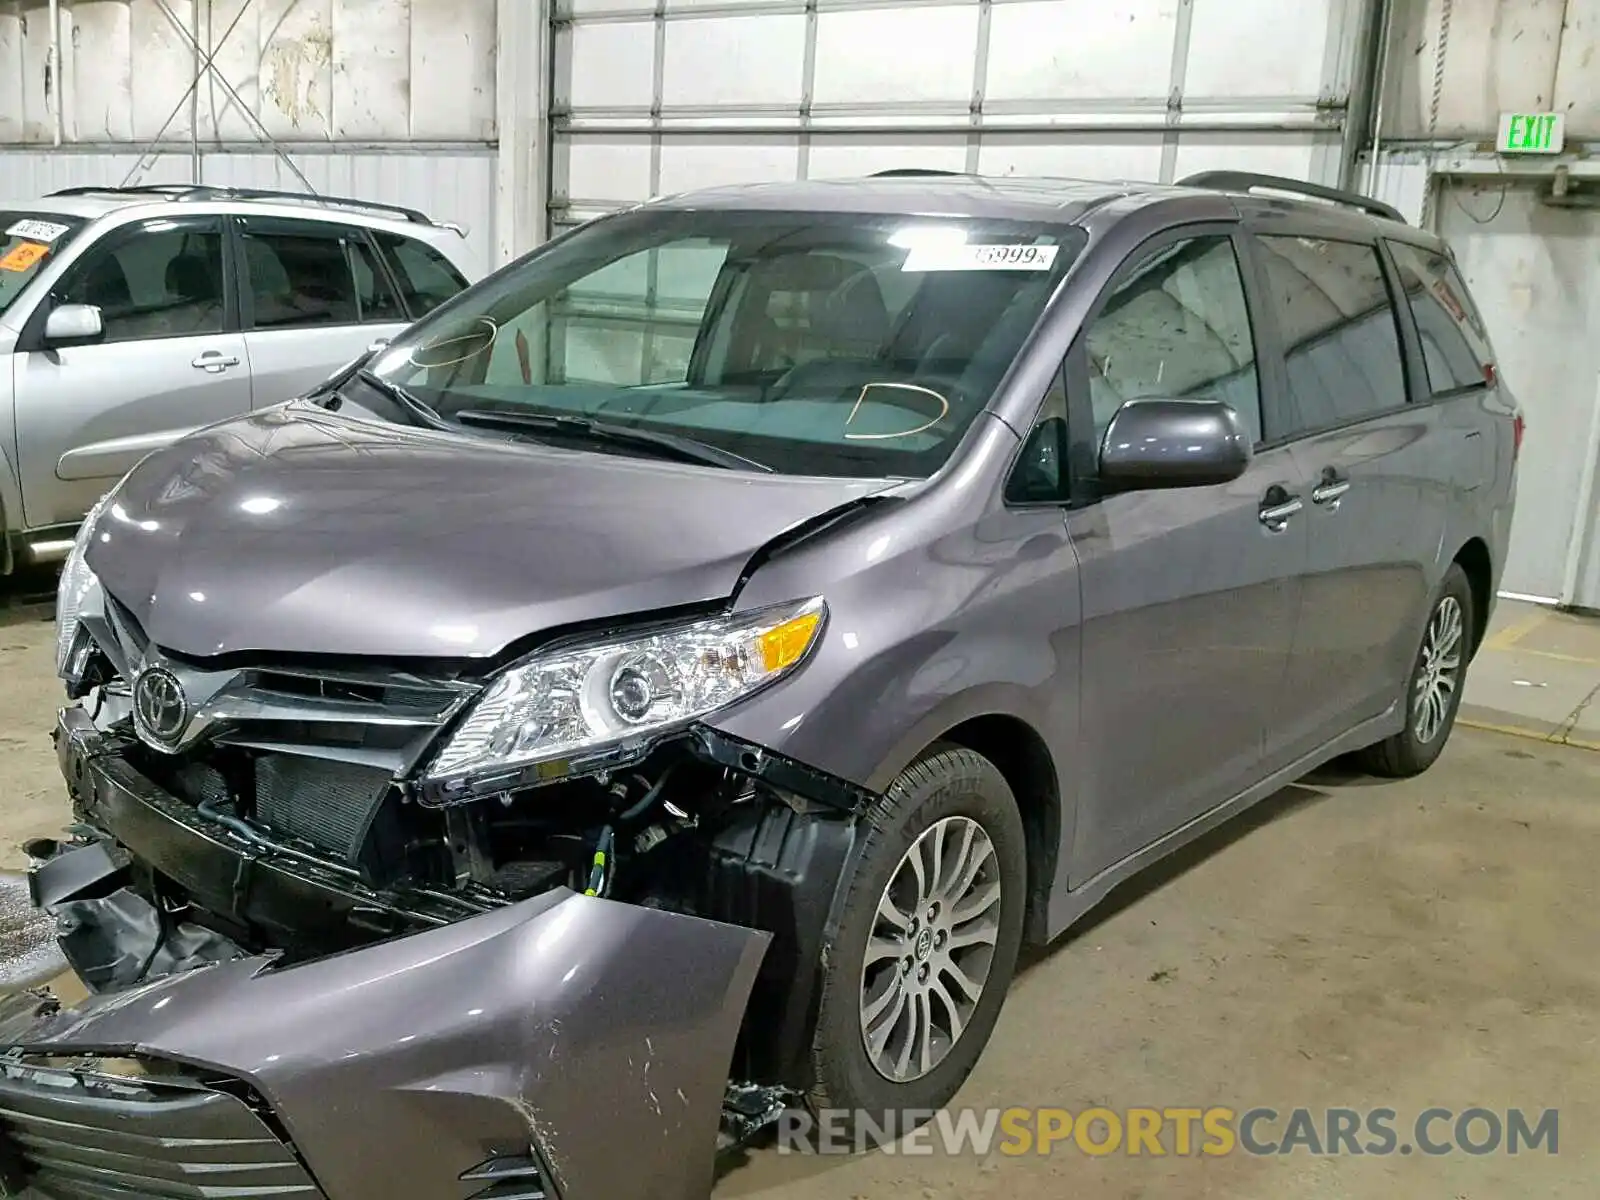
[0,711,773,1200]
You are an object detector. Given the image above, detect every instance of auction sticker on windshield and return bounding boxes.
[0,242,49,273]
[902,243,1059,272]
[6,219,72,242]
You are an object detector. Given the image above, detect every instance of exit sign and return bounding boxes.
[1497,111,1565,155]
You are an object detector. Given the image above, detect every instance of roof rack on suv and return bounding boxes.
[868,168,969,178]
[46,184,438,227]
[1176,171,1407,225]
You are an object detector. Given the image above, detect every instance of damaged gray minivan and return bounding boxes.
[6,171,1517,1200]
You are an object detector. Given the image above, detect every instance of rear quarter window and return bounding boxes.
[375,233,470,317]
[1386,240,1494,394]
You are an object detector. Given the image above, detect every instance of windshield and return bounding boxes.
[0,212,88,320]
[366,209,1084,478]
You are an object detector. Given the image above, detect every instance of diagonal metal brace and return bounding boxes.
[122,0,317,194]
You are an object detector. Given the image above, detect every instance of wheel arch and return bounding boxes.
[865,691,1066,949]
[1451,535,1493,659]
[933,714,1062,947]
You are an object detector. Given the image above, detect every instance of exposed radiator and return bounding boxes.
[254,755,393,860]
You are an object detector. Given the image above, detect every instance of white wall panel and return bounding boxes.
[807,135,969,177]
[1359,151,1430,225]
[1381,0,1600,140]
[0,148,496,268]
[1185,0,1338,99]
[550,0,1371,232]
[0,0,497,147]
[661,15,808,109]
[1171,132,1345,184]
[657,137,800,193]
[812,7,979,108]
[985,0,1178,103]
[568,22,656,110]
[66,1,135,142]
[975,133,1165,181]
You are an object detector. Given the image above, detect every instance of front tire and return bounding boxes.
[809,744,1026,1131]
[1356,563,1474,777]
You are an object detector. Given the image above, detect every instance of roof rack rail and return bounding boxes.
[868,168,968,178]
[46,184,437,226]
[1175,171,1406,225]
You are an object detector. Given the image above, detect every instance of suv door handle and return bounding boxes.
[1312,468,1351,508]
[192,351,241,373]
[1259,486,1303,532]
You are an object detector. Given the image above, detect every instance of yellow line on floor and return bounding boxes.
[1481,610,1550,652]
[1495,646,1600,668]
[1458,716,1600,753]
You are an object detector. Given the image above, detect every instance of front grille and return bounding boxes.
[0,1058,323,1199]
[255,755,392,859]
[81,597,482,861]
[460,1153,551,1200]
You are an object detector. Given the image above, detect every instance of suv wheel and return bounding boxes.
[809,744,1025,1134]
[1356,563,1474,777]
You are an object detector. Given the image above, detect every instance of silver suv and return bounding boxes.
[0,184,482,573]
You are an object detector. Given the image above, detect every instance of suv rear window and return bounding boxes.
[0,213,87,319]
[1386,240,1494,394]
[241,220,404,328]
[375,233,469,316]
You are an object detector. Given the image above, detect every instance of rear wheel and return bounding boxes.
[808,744,1026,1136]
[1355,563,1474,777]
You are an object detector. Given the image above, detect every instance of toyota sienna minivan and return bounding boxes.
[5,170,1517,1200]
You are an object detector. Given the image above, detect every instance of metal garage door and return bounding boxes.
[1439,183,1600,609]
[547,0,1366,234]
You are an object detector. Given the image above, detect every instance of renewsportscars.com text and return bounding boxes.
[777,1105,1559,1158]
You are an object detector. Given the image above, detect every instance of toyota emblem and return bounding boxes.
[133,666,189,747]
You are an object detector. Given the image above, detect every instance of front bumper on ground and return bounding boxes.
[0,708,771,1200]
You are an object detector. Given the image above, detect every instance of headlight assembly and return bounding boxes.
[423,597,825,799]
[55,500,106,679]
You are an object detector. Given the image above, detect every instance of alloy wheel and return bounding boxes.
[858,816,1002,1083]
[1413,594,1464,745]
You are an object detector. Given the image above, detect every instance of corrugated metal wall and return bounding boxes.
[0,0,497,263]
[0,148,496,267]
[0,0,495,143]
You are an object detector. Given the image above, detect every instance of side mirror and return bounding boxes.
[1099,397,1251,489]
[43,303,105,346]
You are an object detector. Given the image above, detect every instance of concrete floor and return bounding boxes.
[0,581,1597,1196]
[1461,598,1600,748]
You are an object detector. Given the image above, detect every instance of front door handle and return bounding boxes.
[191,351,241,373]
[1259,487,1303,532]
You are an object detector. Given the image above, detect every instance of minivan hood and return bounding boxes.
[86,403,895,659]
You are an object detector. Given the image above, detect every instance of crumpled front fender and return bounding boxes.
[0,888,769,1200]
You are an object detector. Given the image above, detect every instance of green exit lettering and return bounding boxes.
[1499,112,1564,155]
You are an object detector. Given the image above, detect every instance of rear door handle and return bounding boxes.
[191,351,241,373]
[1311,467,1351,508]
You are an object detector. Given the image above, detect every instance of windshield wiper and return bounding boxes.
[351,369,453,430]
[454,409,774,473]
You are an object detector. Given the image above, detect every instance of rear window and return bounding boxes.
[0,213,88,319]
[1386,240,1494,394]
[1256,234,1409,433]
[375,233,470,317]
